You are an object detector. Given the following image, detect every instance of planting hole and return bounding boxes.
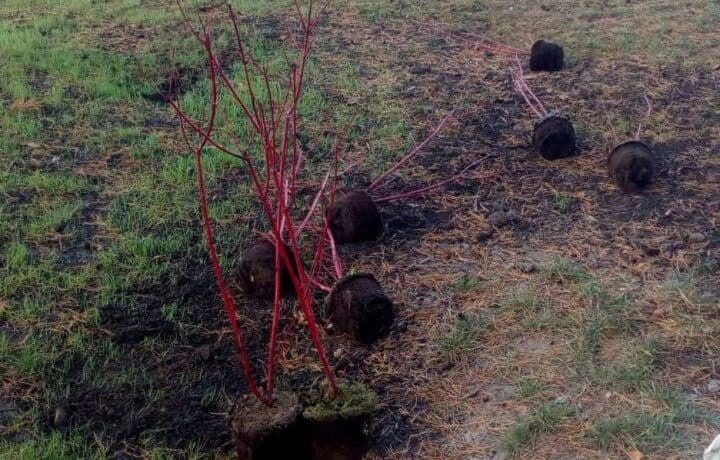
[608,141,655,193]
[327,273,394,344]
[533,116,577,160]
[328,190,383,244]
[529,40,564,72]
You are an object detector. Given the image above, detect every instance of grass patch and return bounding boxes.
[454,274,482,292]
[517,378,545,400]
[502,402,574,454]
[551,194,573,214]
[572,297,651,389]
[542,258,591,285]
[437,312,486,363]
[0,432,108,460]
[589,387,710,452]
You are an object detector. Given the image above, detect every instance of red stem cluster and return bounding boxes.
[420,21,529,57]
[366,111,484,203]
[170,0,338,405]
[510,56,549,119]
[171,1,486,407]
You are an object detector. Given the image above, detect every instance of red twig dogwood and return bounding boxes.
[170,0,338,405]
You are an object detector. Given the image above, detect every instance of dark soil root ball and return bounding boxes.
[533,116,577,160]
[529,40,564,72]
[308,417,366,460]
[327,273,394,344]
[238,240,297,300]
[328,190,382,244]
[232,392,309,460]
[608,141,655,193]
[303,383,378,460]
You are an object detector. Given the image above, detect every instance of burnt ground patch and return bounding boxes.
[78,266,246,452]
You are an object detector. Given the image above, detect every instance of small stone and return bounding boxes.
[518,263,538,273]
[53,406,67,427]
[688,232,707,243]
[476,226,495,242]
[708,379,720,394]
[488,211,510,228]
[640,244,660,257]
[196,345,212,361]
[410,65,431,75]
[401,85,417,96]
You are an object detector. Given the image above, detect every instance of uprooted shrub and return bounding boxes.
[232,392,305,460]
[533,115,577,160]
[529,39,564,72]
[303,382,378,460]
[328,112,484,244]
[608,141,655,193]
[607,94,656,193]
[168,0,339,406]
[511,57,577,160]
[426,24,564,72]
[327,190,383,244]
[327,273,394,344]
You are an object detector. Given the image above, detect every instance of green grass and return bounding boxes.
[0,0,416,455]
[589,387,710,452]
[437,312,486,363]
[0,432,108,460]
[542,258,591,285]
[454,274,482,292]
[502,402,575,455]
[551,194,573,214]
[517,378,545,400]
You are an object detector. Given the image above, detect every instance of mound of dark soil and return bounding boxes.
[529,40,564,72]
[327,274,394,344]
[328,190,383,244]
[608,141,655,193]
[238,240,298,299]
[533,116,577,160]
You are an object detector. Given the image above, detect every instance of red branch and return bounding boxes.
[374,158,487,203]
[634,93,652,140]
[367,111,455,192]
[511,57,549,119]
[173,17,266,403]
[419,21,529,56]
[172,0,337,405]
